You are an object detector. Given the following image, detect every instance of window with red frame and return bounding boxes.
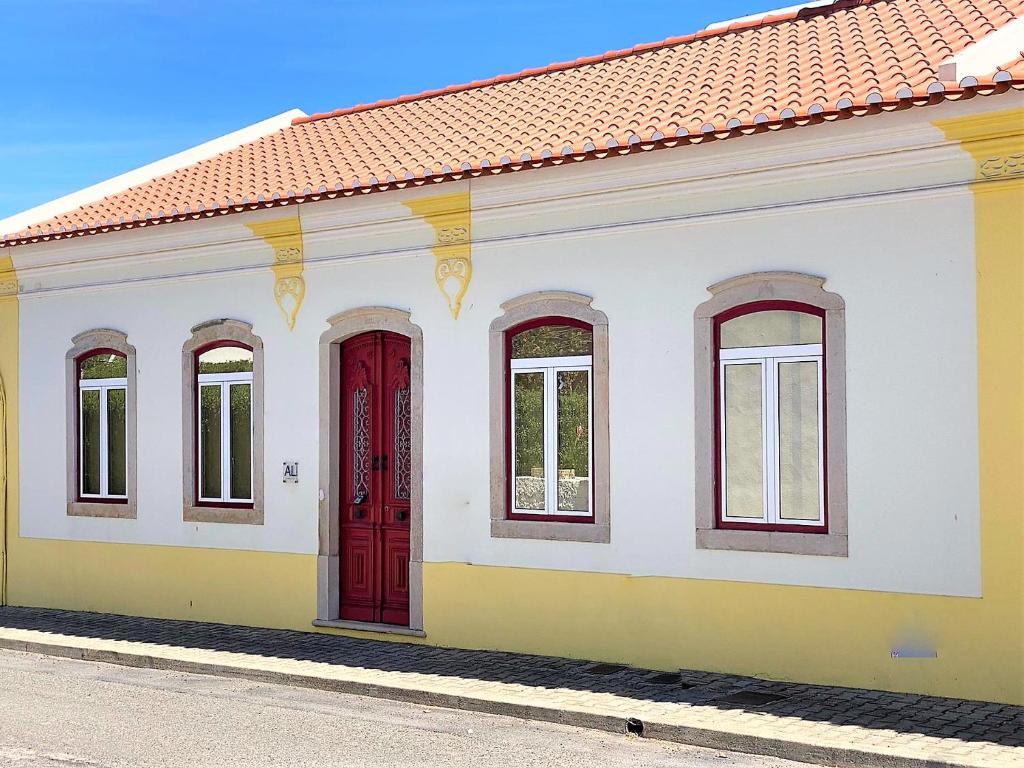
[714,302,827,532]
[77,350,128,501]
[196,343,254,505]
[506,318,594,522]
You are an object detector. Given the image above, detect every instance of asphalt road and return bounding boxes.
[0,649,808,768]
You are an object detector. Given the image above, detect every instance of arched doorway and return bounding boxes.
[316,308,423,633]
[339,331,412,625]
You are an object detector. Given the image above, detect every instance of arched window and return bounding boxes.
[196,343,254,504]
[66,329,137,519]
[77,350,129,501]
[489,291,610,543]
[694,272,847,556]
[507,318,594,520]
[182,319,264,524]
[715,302,825,530]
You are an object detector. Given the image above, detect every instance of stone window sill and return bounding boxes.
[697,528,847,557]
[184,505,263,525]
[491,518,610,543]
[67,501,136,520]
[312,619,426,638]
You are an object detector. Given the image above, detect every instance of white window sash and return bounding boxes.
[511,355,592,369]
[197,379,254,504]
[78,379,128,500]
[198,371,253,384]
[511,363,593,517]
[720,343,822,361]
[720,354,824,526]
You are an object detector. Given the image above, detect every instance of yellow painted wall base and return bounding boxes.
[5,532,1021,704]
[423,563,1022,705]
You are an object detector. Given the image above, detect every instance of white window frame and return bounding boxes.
[719,342,824,527]
[197,370,254,504]
[78,375,128,500]
[510,354,594,517]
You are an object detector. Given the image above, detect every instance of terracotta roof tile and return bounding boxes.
[5,0,1024,247]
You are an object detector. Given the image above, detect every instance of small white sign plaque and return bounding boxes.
[283,462,299,483]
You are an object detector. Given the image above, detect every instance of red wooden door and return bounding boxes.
[340,331,412,626]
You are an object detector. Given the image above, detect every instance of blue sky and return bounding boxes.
[0,0,792,219]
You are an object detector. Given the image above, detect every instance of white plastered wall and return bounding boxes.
[14,95,1006,599]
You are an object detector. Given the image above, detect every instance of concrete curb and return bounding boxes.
[0,636,981,768]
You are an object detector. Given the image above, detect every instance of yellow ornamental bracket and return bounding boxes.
[404,192,472,319]
[246,217,306,331]
[935,108,1024,183]
[0,258,17,299]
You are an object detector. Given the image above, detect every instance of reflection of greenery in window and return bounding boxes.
[107,388,127,496]
[514,373,544,480]
[199,386,222,499]
[512,326,592,358]
[81,390,101,495]
[229,383,252,500]
[557,370,589,477]
[198,346,254,374]
[80,354,127,379]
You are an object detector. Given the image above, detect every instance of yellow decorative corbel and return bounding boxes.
[935,108,1024,183]
[404,192,472,319]
[0,255,18,299]
[246,217,306,331]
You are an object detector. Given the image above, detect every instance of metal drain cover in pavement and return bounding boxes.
[583,663,628,676]
[717,690,786,706]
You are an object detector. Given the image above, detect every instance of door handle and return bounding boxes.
[353,507,367,520]
[395,509,407,522]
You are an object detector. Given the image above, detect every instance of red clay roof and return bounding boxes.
[5,0,1024,248]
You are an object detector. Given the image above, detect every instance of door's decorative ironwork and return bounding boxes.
[352,388,370,502]
[393,386,412,500]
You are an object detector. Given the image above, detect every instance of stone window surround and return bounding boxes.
[694,272,848,557]
[315,307,425,635]
[181,319,265,525]
[489,291,610,544]
[66,329,138,520]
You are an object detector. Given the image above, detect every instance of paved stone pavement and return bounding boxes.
[0,607,1019,768]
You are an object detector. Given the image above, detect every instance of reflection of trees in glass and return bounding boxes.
[514,373,544,476]
[513,373,590,478]
[199,386,222,499]
[512,326,592,358]
[198,359,253,374]
[107,388,127,496]
[81,390,101,495]
[557,371,589,478]
[229,384,252,500]
[80,354,127,379]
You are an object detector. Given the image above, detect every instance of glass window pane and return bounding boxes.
[778,361,821,521]
[229,383,252,500]
[352,388,370,502]
[200,385,222,499]
[80,353,127,380]
[511,325,592,359]
[513,371,545,511]
[393,387,412,501]
[721,311,821,349]
[80,389,101,496]
[724,363,764,519]
[107,388,127,497]
[198,346,253,374]
[556,370,590,513]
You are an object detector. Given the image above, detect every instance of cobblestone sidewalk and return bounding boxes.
[0,607,1019,768]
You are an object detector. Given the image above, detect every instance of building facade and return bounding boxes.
[1,0,1022,706]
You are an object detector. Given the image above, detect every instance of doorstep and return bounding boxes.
[0,607,1019,768]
